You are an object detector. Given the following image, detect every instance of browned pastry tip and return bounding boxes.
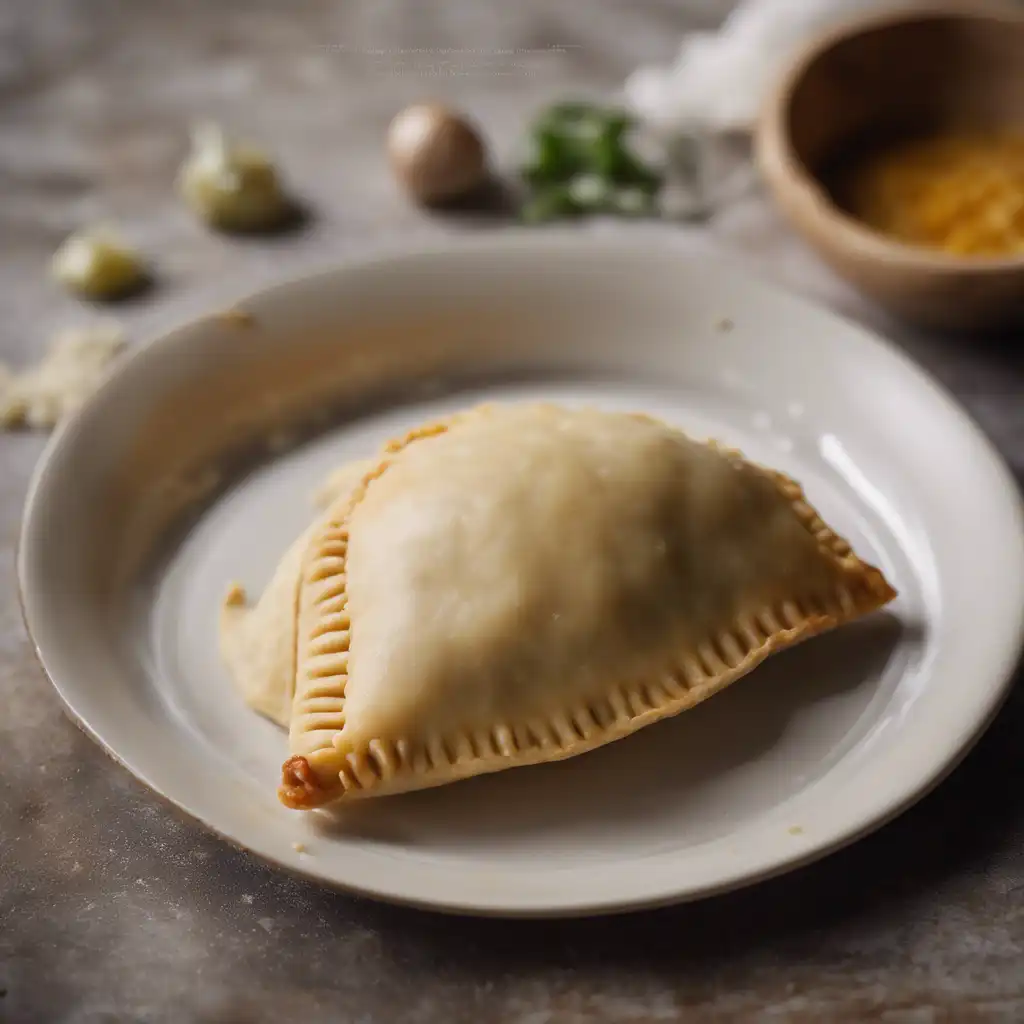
[278,755,324,809]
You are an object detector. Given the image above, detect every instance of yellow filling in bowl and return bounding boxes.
[837,129,1024,258]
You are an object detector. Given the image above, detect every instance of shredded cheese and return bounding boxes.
[839,129,1024,258]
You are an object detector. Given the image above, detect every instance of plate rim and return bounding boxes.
[17,233,1024,917]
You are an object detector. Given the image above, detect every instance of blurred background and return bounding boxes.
[0,0,888,367]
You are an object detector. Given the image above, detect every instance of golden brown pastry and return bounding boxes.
[267,404,895,810]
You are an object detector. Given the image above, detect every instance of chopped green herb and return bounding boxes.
[519,102,662,222]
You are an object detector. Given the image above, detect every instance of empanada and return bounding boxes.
[258,404,895,809]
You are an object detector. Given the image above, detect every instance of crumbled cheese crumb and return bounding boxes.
[215,307,254,328]
[0,323,126,431]
[224,582,247,608]
[787,825,804,836]
[291,841,307,854]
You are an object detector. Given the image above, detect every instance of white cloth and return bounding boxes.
[624,0,939,134]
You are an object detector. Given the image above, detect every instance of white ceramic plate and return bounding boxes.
[19,236,1024,917]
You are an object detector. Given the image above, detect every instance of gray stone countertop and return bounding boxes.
[1,2,1022,1021]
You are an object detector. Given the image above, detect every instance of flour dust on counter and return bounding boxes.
[0,323,126,431]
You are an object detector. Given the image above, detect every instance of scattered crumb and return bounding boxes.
[0,323,126,431]
[240,894,254,905]
[715,316,734,332]
[788,825,805,836]
[215,307,254,328]
[291,841,307,854]
[223,582,247,608]
[257,917,275,934]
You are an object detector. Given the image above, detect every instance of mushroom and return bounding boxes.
[387,103,488,205]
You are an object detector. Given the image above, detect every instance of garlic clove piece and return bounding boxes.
[51,227,148,301]
[178,121,295,233]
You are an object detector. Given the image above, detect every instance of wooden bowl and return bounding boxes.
[756,5,1024,333]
